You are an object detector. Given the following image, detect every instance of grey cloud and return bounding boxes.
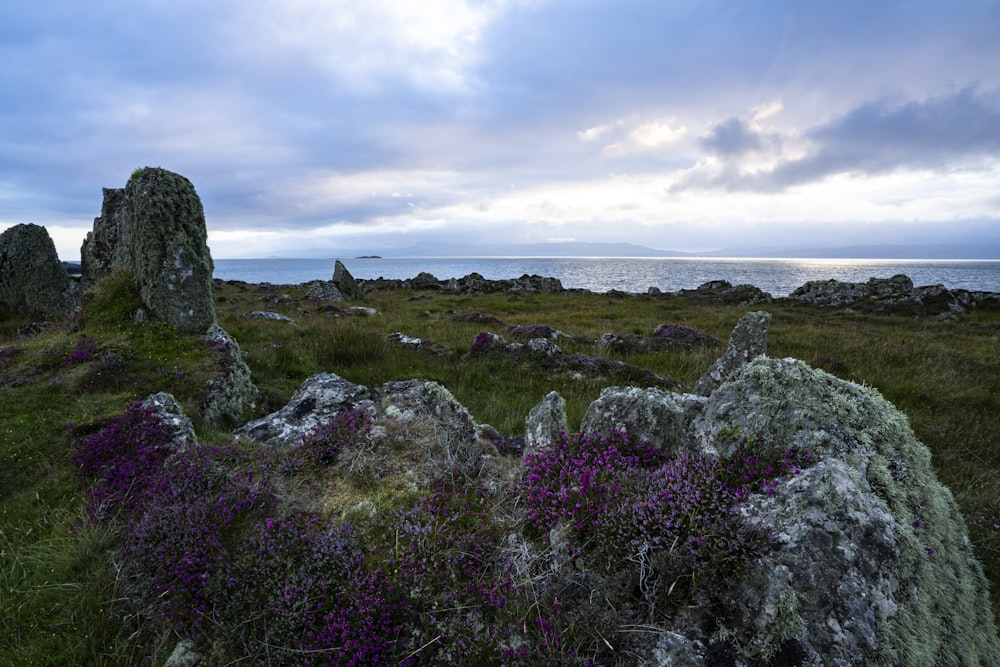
[699,117,765,156]
[765,86,1000,188]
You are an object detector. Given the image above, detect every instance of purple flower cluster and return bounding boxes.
[522,429,666,534]
[296,408,373,465]
[71,402,177,521]
[0,345,20,366]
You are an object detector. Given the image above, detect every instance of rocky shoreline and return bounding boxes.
[215,269,1000,318]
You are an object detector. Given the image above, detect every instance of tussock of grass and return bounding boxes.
[2,278,999,663]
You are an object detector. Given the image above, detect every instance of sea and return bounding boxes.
[212,257,1000,298]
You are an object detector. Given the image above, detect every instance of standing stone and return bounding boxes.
[0,223,76,318]
[332,260,364,301]
[80,187,127,284]
[692,310,770,395]
[119,168,216,332]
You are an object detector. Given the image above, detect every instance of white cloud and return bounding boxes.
[224,0,514,91]
[578,114,688,158]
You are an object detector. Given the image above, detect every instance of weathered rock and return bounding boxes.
[679,280,773,305]
[233,373,378,448]
[360,272,565,296]
[469,331,677,388]
[783,273,982,315]
[651,323,721,348]
[244,310,295,323]
[81,188,127,284]
[580,386,705,452]
[200,326,258,428]
[524,391,568,453]
[119,168,216,332]
[386,332,450,355]
[0,223,77,317]
[305,280,344,302]
[141,392,198,455]
[692,310,769,396]
[506,324,570,342]
[332,260,364,301]
[163,638,203,667]
[375,379,484,477]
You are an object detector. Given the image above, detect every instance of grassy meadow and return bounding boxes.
[1,275,999,665]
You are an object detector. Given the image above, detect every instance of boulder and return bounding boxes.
[524,391,568,453]
[81,168,217,332]
[0,223,77,318]
[332,260,364,301]
[140,392,198,455]
[784,274,978,315]
[692,310,769,396]
[304,281,344,302]
[233,372,378,448]
[200,326,258,428]
[678,280,773,305]
[580,386,705,452]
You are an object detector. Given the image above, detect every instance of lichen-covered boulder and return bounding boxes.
[692,310,769,395]
[580,385,705,452]
[119,168,216,333]
[668,356,1000,666]
[200,326,258,428]
[524,391,568,453]
[233,372,377,448]
[0,223,76,317]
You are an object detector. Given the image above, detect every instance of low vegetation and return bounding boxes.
[2,277,999,665]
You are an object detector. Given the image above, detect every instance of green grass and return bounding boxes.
[2,280,999,664]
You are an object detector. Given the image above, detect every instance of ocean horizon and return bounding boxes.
[211,256,1000,298]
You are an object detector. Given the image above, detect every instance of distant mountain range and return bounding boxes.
[354,241,1000,260]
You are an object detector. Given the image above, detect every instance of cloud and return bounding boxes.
[699,117,766,156]
[578,115,688,158]
[678,86,1000,192]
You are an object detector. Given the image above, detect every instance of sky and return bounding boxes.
[2,0,1000,260]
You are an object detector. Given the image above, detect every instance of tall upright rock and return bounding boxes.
[81,168,216,333]
[0,223,76,318]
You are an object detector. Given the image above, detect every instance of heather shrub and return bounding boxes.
[71,402,177,521]
[296,408,374,466]
[117,444,274,634]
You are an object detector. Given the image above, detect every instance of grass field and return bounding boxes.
[2,277,998,665]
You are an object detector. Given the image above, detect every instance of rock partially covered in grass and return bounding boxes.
[0,223,77,318]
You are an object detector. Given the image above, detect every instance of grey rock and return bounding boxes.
[81,187,127,284]
[233,372,378,447]
[305,280,344,302]
[332,260,364,301]
[524,391,568,453]
[200,326,258,428]
[244,310,295,323]
[0,223,77,318]
[141,392,197,455]
[119,168,216,333]
[670,356,1000,665]
[580,386,705,453]
[163,638,202,667]
[692,310,770,396]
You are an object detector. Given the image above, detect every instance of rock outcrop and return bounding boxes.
[81,168,216,332]
[0,223,77,318]
[785,273,999,315]
[360,272,565,295]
